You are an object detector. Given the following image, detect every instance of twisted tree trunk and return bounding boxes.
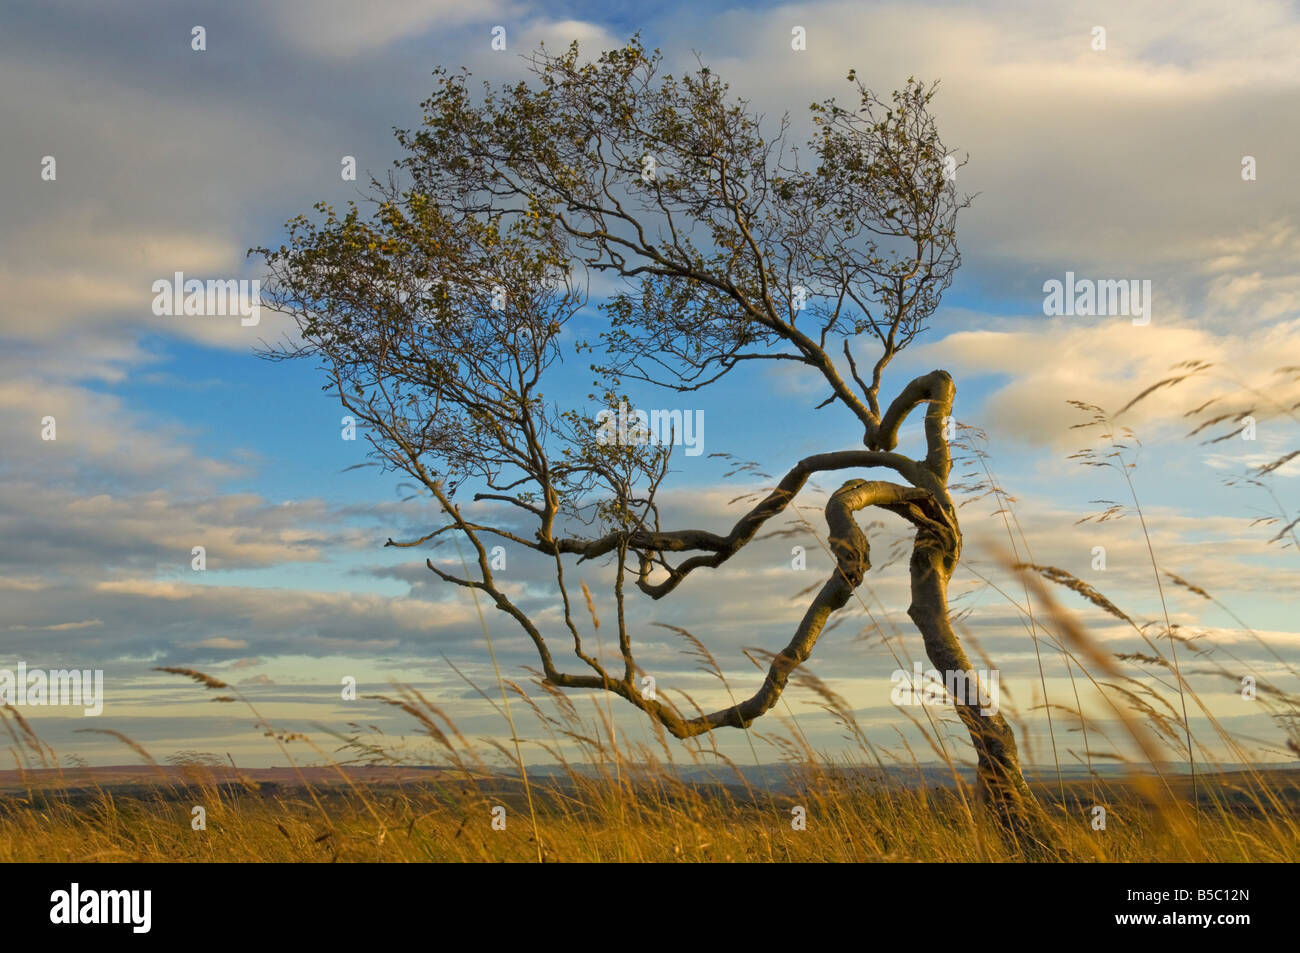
[906,522,1038,838]
[869,371,1042,843]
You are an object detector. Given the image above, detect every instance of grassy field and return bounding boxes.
[1,761,1296,863]
[2,425,1295,864]
[2,681,1296,863]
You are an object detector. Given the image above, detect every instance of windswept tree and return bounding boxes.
[258,38,1040,835]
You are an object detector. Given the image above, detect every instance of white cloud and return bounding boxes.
[271,0,523,58]
[914,316,1300,449]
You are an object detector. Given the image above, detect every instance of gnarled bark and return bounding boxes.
[904,514,1038,838]
[872,371,1041,841]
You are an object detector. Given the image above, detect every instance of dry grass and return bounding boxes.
[0,672,1296,863]
[1,409,1296,863]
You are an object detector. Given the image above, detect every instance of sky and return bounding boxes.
[2,0,1298,774]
